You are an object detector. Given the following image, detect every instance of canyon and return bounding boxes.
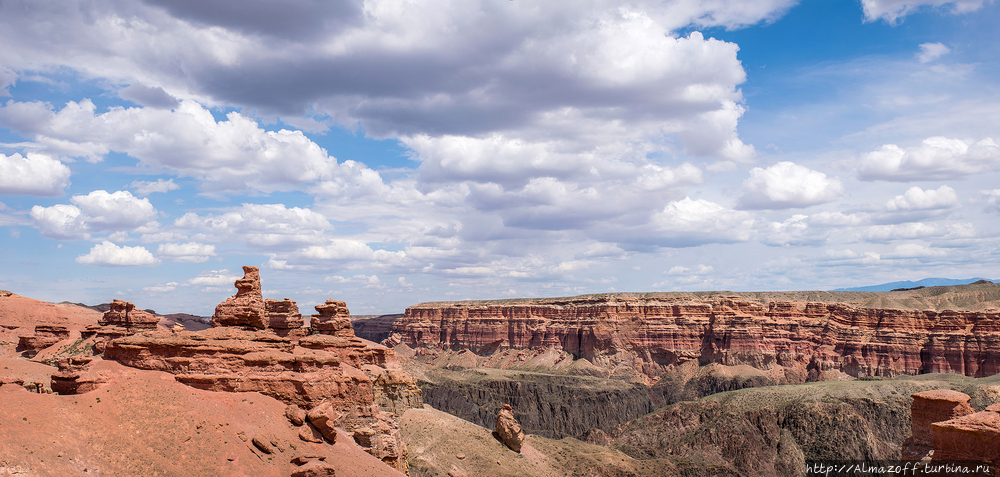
[4,280,1000,475]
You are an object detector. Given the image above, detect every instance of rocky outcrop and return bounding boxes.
[211,266,267,329]
[102,267,421,474]
[266,298,305,337]
[931,404,1000,465]
[495,404,525,452]
[392,295,1000,382]
[312,300,352,337]
[50,357,110,394]
[97,299,159,331]
[901,390,974,460]
[16,324,70,356]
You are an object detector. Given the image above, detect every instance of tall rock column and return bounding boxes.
[211,266,267,329]
[311,299,353,337]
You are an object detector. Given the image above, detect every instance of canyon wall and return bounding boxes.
[390,294,1000,383]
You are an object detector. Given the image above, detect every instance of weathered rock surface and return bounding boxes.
[102,267,421,474]
[211,266,267,329]
[932,406,1000,465]
[901,389,974,460]
[49,356,109,394]
[495,404,525,452]
[392,291,1000,383]
[312,300,353,337]
[98,299,159,331]
[266,298,305,336]
[16,325,70,357]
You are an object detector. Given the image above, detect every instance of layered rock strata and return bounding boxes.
[102,268,421,473]
[16,324,70,357]
[312,299,353,337]
[392,295,1000,382]
[265,298,305,337]
[932,403,1000,465]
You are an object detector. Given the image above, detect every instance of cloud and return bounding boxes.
[651,198,755,247]
[118,83,180,109]
[130,178,180,196]
[143,282,178,293]
[0,100,345,194]
[157,242,216,263]
[885,185,959,211]
[0,153,71,196]
[0,66,15,95]
[980,189,1000,213]
[76,241,160,266]
[186,269,241,288]
[858,137,1000,181]
[30,190,158,239]
[861,0,987,23]
[174,203,331,248]
[737,162,843,210]
[859,221,975,242]
[882,243,947,259]
[917,42,951,63]
[0,0,786,181]
[816,249,882,267]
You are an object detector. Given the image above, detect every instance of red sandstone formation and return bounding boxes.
[901,390,974,460]
[97,299,159,331]
[266,298,305,336]
[312,299,353,337]
[931,406,1000,466]
[212,266,267,329]
[16,324,70,357]
[101,267,421,473]
[390,295,1000,382]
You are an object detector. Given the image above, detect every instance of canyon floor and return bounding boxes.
[4,282,1000,476]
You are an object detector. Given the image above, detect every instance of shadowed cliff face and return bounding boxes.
[413,366,656,438]
[613,374,1000,477]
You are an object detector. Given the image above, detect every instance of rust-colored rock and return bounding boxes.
[16,324,71,356]
[291,461,337,477]
[211,266,267,329]
[495,404,525,452]
[901,390,974,461]
[98,299,159,331]
[931,407,1000,465]
[391,295,1000,382]
[311,300,352,337]
[266,298,305,337]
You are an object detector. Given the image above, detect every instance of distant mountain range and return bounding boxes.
[833,278,996,292]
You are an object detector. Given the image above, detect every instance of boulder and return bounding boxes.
[290,461,337,477]
[495,404,525,452]
[306,401,341,443]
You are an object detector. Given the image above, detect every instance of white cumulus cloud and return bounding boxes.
[738,162,843,210]
[859,137,1000,181]
[31,190,158,240]
[917,42,951,63]
[0,153,71,196]
[131,178,180,196]
[885,185,959,211]
[651,198,755,247]
[76,241,159,266]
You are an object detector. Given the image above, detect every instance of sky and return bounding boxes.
[0,0,998,315]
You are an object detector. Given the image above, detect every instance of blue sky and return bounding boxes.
[1,0,998,315]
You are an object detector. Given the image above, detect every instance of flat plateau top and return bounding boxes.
[413,281,1000,312]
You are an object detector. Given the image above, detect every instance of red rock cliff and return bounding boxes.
[390,295,1000,381]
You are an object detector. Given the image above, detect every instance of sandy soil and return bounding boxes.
[0,359,404,477]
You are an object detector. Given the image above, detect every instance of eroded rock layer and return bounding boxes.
[392,294,1000,382]
[101,268,421,473]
